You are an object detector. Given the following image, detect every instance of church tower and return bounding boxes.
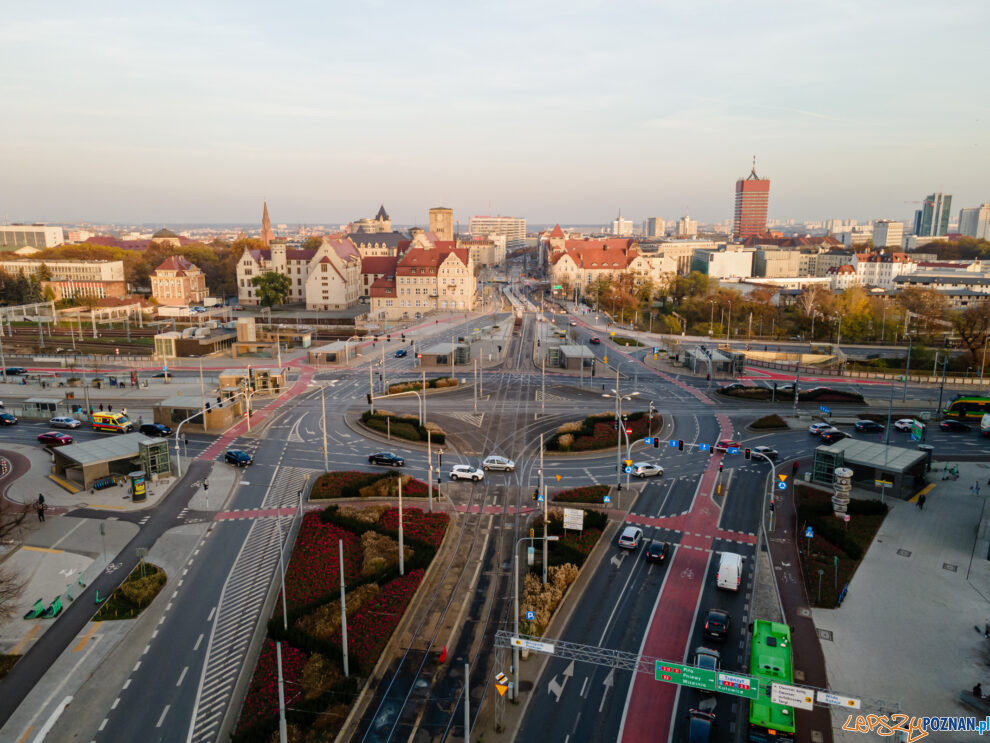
[261,201,274,247]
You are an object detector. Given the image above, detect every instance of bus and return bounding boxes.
[943,395,990,419]
[748,620,796,743]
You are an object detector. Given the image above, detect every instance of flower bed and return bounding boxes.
[360,410,446,444]
[378,507,449,548]
[283,515,363,609]
[344,569,424,669]
[552,485,610,503]
[546,411,657,452]
[312,471,382,499]
[237,640,309,739]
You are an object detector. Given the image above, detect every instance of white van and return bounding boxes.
[981,414,990,437]
[717,552,743,591]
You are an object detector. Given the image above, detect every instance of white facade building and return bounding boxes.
[872,220,904,249]
[0,225,64,249]
[959,205,990,240]
[468,216,526,243]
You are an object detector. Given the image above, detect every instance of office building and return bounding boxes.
[0,224,64,250]
[676,215,698,238]
[0,258,126,299]
[733,161,771,239]
[645,217,665,237]
[690,247,754,279]
[429,207,454,241]
[612,213,634,236]
[914,192,952,237]
[469,215,526,244]
[872,220,904,249]
[959,205,990,240]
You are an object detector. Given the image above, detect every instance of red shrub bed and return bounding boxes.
[344,570,425,669]
[377,508,449,548]
[552,485,609,503]
[401,478,429,497]
[237,639,308,735]
[283,514,363,608]
[312,471,380,499]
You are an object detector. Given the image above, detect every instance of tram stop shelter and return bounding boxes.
[52,433,171,491]
[153,394,246,434]
[812,438,928,500]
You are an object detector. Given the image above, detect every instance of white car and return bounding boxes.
[450,465,484,482]
[632,462,664,478]
[894,418,924,432]
[808,422,832,435]
[482,455,515,471]
[49,416,81,429]
[617,526,643,549]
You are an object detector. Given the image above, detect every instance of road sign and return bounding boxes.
[555,474,561,482]
[771,682,815,710]
[817,690,861,709]
[510,637,555,654]
[603,355,608,363]
[819,405,831,415]
[603,495,611,503]
[669,440,678,448]
[537,494,544,502]
[495,672,509,697]
[778,481,787,490]
[625,459,632,466]
[624,466,633,474]
[911,421,924,441]
[525,611,535,621]
[874,479,893,487]
[698,443,710,452]
[563,508,584,531]
[644,437,653,445]
[778,474,787,482]
[727,447,739,455]
[804,526,815,538]
[655,662,759,699]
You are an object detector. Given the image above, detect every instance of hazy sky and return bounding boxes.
[2,0,988,226]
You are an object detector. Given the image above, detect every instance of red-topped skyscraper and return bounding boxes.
[733,158,770,239]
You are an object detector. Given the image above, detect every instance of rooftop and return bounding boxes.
[56,432,164,466]
[816,438,926,473]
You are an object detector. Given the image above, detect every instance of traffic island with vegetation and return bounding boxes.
[93,562,167,620]
[0,654,19,680]
[359,410,446,444]
[718,385,865,404]
[520,508,608,634]
[545,411,658,452]
[750,414,789,430]
[235,504,449,743]
[794,483,888,609]
[310,471,430,500]
[610,335,645,347]
[386,377,458,395]
[551,485,610,504]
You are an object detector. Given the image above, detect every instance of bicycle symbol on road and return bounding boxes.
[105,562,122,575]
[680,567,695,580]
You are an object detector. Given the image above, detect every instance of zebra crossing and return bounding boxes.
[187,465,315,743]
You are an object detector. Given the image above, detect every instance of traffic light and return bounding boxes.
[769,501,775,512]
[613,419,619,430]
[532,489,538,501]
[366,394,372,404]
[530,528,535,538]
[718,463,723,473]
[678,440,684,451]
[745,448,751,460]
[653,437,660,448]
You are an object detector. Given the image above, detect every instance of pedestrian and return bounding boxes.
[975,683,983,698]
[121,407,127,417]
[36,501,45,522]
[99,403,104,411]
[108,404,112,412]
[792,460,799,475]
[918,494,926,510]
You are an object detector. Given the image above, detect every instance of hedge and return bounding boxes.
[751,414,788,430]
[546,411,656,452]
[387,377,458,394]
[552,485,610,503]
[360,410,445,444]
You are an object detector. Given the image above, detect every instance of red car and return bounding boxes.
[714,439,740,453]
[38,431,73,447]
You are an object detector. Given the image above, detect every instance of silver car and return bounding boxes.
[632,462,664,478]
[482,455,515,471]
[49,416,81,429]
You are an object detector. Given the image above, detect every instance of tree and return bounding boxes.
[0,498,28,620]
[898,286,948,326]
[949,304,990,365]
[301,236,323,250]
[250,272,291,307]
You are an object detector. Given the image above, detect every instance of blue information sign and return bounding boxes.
[526,610,535,621]
[727,447,739,455]
[603,495,611,503]
[669,440,678,448]
[820,405,831,415]
[624,466,633,473]
[805,526,815,538]
[644,438,653,445]
[537,494,544,502]
[699,443,710,452]
[778,481,787,490]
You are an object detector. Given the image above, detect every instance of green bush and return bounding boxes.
[546,410,654,451]
[94,563,167,620]
[360,410,446,444]
[751,414,788,429]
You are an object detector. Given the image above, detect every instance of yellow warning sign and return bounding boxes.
[555,474,562,482]
[495,672,509,696]
[496,684,508,696]
[778,474,788,482]
[625,459,633,466]
[603,355,608,363]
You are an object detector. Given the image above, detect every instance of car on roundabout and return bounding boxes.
[589,337,601,345]
[645,539,671,563]
[450,465,484,482]
[820,429,850,445]
[713,439,739,453]
[224,449,253,466]
[617,525,643,549]
[940,419,971,432]
[140,422,172,437]
[482,455,515,471]
[751,445,778,460]
[894,418,924,432]
[38,431,72,447]
[0,413,17,426]
[703,608,730,642]
[808,422,832,435]
[854,420,884,433]
[49,416,81,429]
[369,451,405,467]
[394,348,408,358]
[632,462,664,477]
[687,709,716,743]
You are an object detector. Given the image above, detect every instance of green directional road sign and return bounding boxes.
[655,661,760,699]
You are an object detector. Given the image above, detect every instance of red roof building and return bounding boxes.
[150,255,207,307]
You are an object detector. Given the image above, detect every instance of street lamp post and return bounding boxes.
[725,301,732,342]
[750,450,777,534]
[603,368,639,493]
[903,333,913,402]
[512,534,559,701]
[980,334,989,385]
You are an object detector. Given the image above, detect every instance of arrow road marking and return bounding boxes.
[548,661,575,702]
[599,669,615,712]
[610,552,627,569]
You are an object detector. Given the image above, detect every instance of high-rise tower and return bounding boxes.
[261,201,274,247]
[913,193,952,238]
[733,159,770,239]
[429,207,454,241]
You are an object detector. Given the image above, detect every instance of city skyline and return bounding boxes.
[1,0,988,224]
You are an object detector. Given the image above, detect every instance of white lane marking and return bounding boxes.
[207,606,216,622]
[193,633,204,651]
[177,666,189,686]
[156,705,170,728]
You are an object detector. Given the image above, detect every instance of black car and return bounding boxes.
[940,419,971,432]
[368,451,405,467]
[153,372,173,379]
[0,413,17,426]
[821,430,850,445]
[703,608,730,642]
[720,382,745,392]
[686,709,715,743]
[394,348,408,358]
[589,337,601,345]
[645,540,671,564]
[224,449,252,466]
[140,423,172,437]
[4,367,27,375]
[752,445,779,461]
[854,420,884,433]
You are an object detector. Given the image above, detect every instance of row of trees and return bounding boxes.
[580,271,990,366]
[0,270,47,304]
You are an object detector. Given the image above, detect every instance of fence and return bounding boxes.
[746,357,990,388]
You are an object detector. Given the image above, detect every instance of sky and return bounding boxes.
[1,0,988,227]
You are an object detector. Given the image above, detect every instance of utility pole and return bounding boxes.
[793,361,801,417]
[339,539,349,677]
[398,478,404,576]
[936,354,949,420]
[369,362,374,414]
[539,433,546,584]
[276,642,288,743]
[541,354,546,411]
[427,429,433,513]
[884,384,894,446]
[903,334,912,402]
[463,662,471,741]
[473,357,477,412]
[321,384,329,471]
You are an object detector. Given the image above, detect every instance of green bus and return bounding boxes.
[944,395,990,419]
[748,620,796,743]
